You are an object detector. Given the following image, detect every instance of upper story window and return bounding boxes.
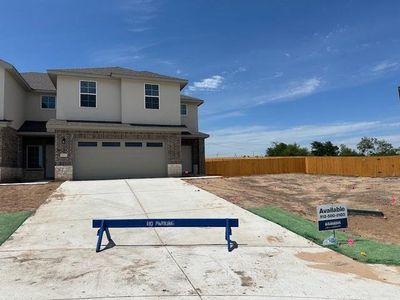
[80,81,97,107]
[180,104,187,115]
[145,84,159,109]
[41,95,56,109]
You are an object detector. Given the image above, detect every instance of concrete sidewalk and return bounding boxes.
[0,178,399,299]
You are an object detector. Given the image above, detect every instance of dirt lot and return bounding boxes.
[188,174,400,245]
[0,182,61,212]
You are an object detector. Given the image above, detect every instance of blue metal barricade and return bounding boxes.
[92,218,239,252]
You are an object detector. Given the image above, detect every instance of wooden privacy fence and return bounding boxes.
[206,156,400,177]
[305,156,400,177]
[205,157,306,177]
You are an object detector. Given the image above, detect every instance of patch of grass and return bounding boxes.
[249,206,400,265]
[0,211,32,245]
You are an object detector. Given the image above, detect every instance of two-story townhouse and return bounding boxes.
[0,59,208,182]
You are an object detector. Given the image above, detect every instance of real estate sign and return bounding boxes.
[317,204,348,231]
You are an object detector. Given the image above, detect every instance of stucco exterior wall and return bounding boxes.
[181,102,198,132]
[25,92,56,121]
[121,79,181,125]
[56,75,121,122]
[4,71,26,129]
[54,75,182,126]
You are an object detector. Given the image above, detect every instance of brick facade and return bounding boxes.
[54,129,182,180]
[0,127,205,182]
[0,127,23,182]
[0,127,21,168]
[181,137,206,175]
[198,138,205,175]
[22,170,45,182]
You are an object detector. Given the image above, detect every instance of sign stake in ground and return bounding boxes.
[317,204,348,246]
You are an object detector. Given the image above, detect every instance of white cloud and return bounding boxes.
[188,75,224,91]
[117,0,156,14]
[116,0,158,33]
[231,66,246,75]
[205,120,400,157]
[221,66,247,76]
[255,77,321,105]
[90,45,147,64]
[128,27,151,33]
[371,61,399,72]
[203,110,245,121]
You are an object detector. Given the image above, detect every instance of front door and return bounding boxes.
[45,145,55,179]
[182,145,193,174]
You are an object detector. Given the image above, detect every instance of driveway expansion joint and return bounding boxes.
[123,180,202,299]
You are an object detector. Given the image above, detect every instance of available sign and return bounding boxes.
[317,204,348,231]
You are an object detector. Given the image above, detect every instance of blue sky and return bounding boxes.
[1,0,400,156]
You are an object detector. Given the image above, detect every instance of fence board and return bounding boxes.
[205,156,400,177]
[205,157,306,177]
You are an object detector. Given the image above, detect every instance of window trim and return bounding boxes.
[40,95,56,110]
[144,83,160,110]
[125,142,143,147]
[146,142,163,147]
[26,145,43,169]
[180,103,187,116]
[78,141,98,147]
[79,80,98,108]
[102,142,121,147]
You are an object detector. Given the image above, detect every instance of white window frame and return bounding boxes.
[144,83,160,110]
[79,80,97,108]
[26,145,43,169]
[40,95,56,110]
[181,103,187,115]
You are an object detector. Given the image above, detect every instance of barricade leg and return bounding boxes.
[96,221,105,253]
[96,221,116,252]
[104,226,116,249]
[225,219,238,252]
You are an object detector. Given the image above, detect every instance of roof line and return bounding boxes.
[180,95,204,106]
[0,59,32,91]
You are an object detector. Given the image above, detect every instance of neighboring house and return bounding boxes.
[0,59,208,182]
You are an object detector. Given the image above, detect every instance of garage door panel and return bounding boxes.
[74,140,167,180]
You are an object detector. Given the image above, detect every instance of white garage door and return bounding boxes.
[74,140,167,180]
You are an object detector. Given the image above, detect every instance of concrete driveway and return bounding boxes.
[0,178,399,299]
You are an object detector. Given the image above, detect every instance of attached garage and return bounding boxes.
[73,140,167,180]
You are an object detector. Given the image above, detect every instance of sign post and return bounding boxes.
[317,204,348,245]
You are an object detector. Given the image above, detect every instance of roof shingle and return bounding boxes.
[20,72,55,91]
[18,121,48,132]
[47,66,187,86]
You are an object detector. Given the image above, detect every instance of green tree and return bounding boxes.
[357,137,397,156]
[357,137,377,156]
[310,141,339,156]
[339,144,359,156]
[375,139,397,155]
[266,142,309,156]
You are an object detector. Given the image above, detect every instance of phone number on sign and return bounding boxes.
[320,212,346,219]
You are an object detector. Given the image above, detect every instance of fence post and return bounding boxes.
[304,156,309,174]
